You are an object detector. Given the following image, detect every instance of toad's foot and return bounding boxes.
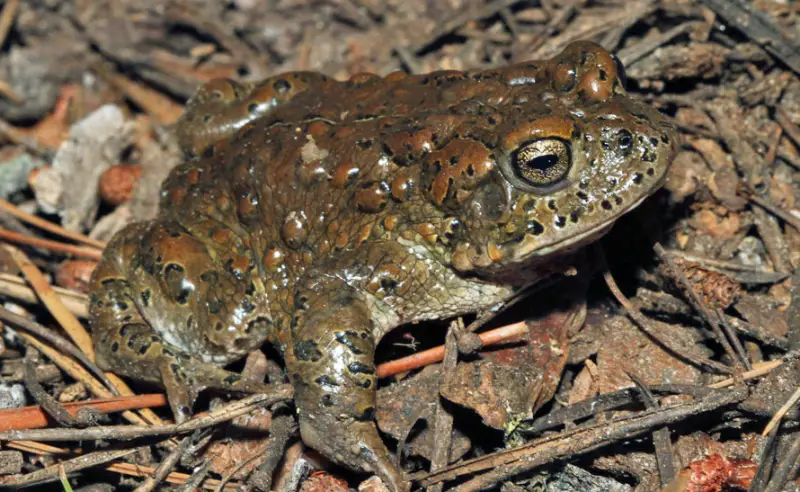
[283,279,408,492]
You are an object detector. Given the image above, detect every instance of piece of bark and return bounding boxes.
[32,104,134,232]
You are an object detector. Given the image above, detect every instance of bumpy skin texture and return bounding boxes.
[89,42,676,491]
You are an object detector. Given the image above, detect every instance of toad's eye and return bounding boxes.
[512,138,572,187]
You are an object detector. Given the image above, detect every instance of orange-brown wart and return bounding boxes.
[88,41,676,492]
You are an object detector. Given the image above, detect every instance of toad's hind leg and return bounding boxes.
[283,278,407,492]
[89,221,273,422]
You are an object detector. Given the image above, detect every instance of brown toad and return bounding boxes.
[88,41,676,491]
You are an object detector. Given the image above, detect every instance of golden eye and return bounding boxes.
[512,139,572,187]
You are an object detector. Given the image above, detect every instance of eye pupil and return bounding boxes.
[530,154,558,171]
[617,130,633,150]
[509,138,572,189]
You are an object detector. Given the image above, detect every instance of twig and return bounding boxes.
[0,446,143,487]
[0,272,87,318]
[761,385,800,437]
[177,458,212,491]
[134,432,197,492]
[762,433,800,492]
[774,106,800,151]
[0,387,293,442]
[0,117,55,159]
[616,21,695,67]
[23,348,86,428]
[600,250,733,374]
[0,393,167,432]
[628,373,676,487]
[376,321,529,378]
[0,0,19,49]
[0,305,116,395]
[698,0,800,76]
[0,228,103,260]
[405,0,525,54]
[427,321,459,492]
[242,411,296,491]
[413,387,748,489]
[655,244,750,370]
[707,360,783,389]
[0,198,106,250]
[749,194,800,232]
[4,245,95,358]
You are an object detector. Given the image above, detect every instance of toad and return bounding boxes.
[89,41,676,491]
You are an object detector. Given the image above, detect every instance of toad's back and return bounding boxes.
[89,41,676,492]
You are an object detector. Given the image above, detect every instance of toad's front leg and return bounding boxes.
[282,278,407,492]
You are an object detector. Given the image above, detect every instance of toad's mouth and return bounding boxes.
[510,193,651,261]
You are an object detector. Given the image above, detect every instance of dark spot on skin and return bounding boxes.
[335,331,363,354]
[547,200,557,211]
[555,216,566,228]
[170,363,181,376]
[273,79,291,93]
[101,278,116,286]
[348,362,375,374]
[633,172,643,184]
[246,316,271,334]
[380,277,397,292]
[120,325,130,336]
[111,342,119,353]
[487,116,498,125]
[576,191,589,201]
[294,340,323,362]
[358,379,372,388]
[321,394,334,406]
[186,316,193,330]
[617,129,633,151]
[292,373,301,382]
[246,282,256,296]
[116,301,129,311]
[355,407,376,421]
[224,374,241,385]
[176,289,190,305]
[202,114,212,122]
[579,180,589,190]
[601,200,612,210]
[650,137,659,146]
[138,343,151,355]
[141,289,151,307]
[224,258,245,281]
[614,195,623,205]
[570,211,580,223]
[647,167,655,176]
[247,103,259,115]
[599,69,608,81]
[316,375,339,387]
[357,139,373,150]
[661,134,670,144]
[214,322,223,332]
[241,298,256,313]
[608,177,618,186]
[529,220,545,235]
[122,314,132,322]
[208,298,223,314]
